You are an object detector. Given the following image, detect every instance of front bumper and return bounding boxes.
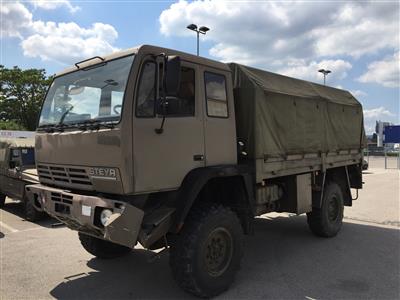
[25,184,144,248]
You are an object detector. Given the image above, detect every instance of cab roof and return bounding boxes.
[55,44,230,77]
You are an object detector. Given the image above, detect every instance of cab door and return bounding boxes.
[201,67,237,166]
[132,58,205,193]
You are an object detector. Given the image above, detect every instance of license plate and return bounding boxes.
[81,205,91,217]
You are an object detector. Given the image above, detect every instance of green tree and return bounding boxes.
[0,65,53,130]
[0,120,26,130]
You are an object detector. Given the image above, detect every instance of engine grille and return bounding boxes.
[37,164,92,188]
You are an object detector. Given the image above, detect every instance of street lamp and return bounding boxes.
[186,24,210,56]
[318,69,331,85]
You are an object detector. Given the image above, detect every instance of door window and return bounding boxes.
[163,67,195,117]
[136,61,196,118]
[204,72,228,118]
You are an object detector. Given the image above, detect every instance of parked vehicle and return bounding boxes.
[26,45,365,297]
[362,159,369,170]
[0,138,44,221]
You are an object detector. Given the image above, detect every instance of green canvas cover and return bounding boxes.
[229,63,365,159]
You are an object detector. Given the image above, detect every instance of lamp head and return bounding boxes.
[199,26,210,33]
[187,24,197,31]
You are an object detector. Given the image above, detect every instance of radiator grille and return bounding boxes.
[37,164,92,187]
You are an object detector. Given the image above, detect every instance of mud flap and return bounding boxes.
[104,205,144,248]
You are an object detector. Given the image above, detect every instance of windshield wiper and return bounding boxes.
[77,119,116,131]
[58,105,74,127]
[38,118,115,133]
[37,124,57,133]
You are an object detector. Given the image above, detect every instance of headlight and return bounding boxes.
[100,209,113,226]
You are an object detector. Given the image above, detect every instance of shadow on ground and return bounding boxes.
[2,200,60,228]
[50,216,400,299]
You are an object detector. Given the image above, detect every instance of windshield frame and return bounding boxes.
[37,53,136,130]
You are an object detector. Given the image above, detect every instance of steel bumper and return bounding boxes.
[25,184,144,248]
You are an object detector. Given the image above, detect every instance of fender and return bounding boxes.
[172,165,255,233]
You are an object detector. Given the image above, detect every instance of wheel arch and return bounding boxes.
[325,166,352,206]
[172,165,255,234]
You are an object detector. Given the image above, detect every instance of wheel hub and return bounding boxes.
[204,227,233,277]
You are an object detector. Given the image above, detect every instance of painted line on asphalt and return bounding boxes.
[0,221,19,233]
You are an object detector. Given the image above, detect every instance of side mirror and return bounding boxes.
[164,56,181,96]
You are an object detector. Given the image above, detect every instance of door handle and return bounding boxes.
[193,155,204,161]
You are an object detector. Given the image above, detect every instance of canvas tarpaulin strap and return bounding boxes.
[229,63,365,159]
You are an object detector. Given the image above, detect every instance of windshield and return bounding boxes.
[39,55,134,127]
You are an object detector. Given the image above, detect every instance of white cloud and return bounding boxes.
[364,107,395,119]
[1,2,119,65]
[0,2,32,38]
[313,3,399,58]
[22,22,119,64]
[363,107,396,134]
[277,59,352,83]
[351,90,368,98]
[30,0,80,13]
[159,1,399,67]
[358,52,400,88]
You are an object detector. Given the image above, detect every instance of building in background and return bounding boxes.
[0,130,35,139]
[375,121,391,147]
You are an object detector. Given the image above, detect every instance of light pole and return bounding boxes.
[318,69,331,85]
[186,24,210,56]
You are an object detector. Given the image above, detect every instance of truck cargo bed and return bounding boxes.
[229,63,365,181]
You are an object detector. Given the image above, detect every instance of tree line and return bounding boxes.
[0,65,53,131]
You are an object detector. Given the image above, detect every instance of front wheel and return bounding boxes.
[78,232,132,259]
[307,182,344,237]
[24,197,45,221]
[170,204,244,298]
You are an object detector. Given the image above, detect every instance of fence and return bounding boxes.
[364,150,400,169]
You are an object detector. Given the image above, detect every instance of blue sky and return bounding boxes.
[2,1,399,134]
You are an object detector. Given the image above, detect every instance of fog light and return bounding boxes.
[100,209,113,226]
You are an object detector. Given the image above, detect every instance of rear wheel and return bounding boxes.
[24,197,45,221]
[0,193,5,208]
[307,182,344,237]
[78,232,132,259]
[170,204,244,298]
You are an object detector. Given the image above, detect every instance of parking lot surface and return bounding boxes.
[1,157,399,299]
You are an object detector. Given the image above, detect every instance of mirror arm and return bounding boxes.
[155,115,166,134]
[155,56,168,134]
[155,95,167,134]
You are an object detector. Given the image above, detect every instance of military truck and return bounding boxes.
[26,45,364,297]
[0,138,44,221]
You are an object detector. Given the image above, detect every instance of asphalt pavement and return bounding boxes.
[1,157,399,299]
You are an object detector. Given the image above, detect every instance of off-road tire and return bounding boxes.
[78,232,132,259]
[0,193,5,208]
[170,204,244,298]
[307,182,344,237]
[24,197,45,221]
